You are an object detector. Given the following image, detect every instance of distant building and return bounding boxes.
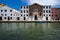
[51,8,60,21]
[0,4,20,21]
[20,5,29,21]
[43,5,51,21]
[0,3,60,22]
[20,3,51,21]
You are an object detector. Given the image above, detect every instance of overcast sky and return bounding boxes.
[0,0,60,10]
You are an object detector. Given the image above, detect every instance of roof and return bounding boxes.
[29,3,43,7]
[0,4,4,8]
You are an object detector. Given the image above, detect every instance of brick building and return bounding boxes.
[51,8,60,20]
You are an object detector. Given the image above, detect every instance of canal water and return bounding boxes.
[0,23,60,40]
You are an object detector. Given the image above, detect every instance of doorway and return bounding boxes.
[35,15,37,20]
[24,17,26,20]
[8,17,10,20]
[17,17,20,20]
[46,17,48,20]
[0,17,2,21]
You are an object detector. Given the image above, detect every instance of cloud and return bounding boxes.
[29,0,57,5]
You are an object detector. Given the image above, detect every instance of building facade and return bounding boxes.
[20,5,29,21]
[0,4,20,21]
[20,3,51,21]
[51,8,60,21]
[0,3,60,21]
[43,5,51,21]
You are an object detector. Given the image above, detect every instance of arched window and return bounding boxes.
[33,8,38,12]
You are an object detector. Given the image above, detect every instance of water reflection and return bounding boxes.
[0,23,60,40]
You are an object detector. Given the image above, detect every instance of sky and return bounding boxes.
[0,0,60,10]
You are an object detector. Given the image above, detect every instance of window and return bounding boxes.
[46,6,48,9]
[43,10,45,13]
[5,10,7,12]
[27,10,28,13]
[10,17,12,19]
[46,10,48,13]
[4,17,6,19]
[1,10,3,12]
[21,15,22,16]
[49,14,51,16]
[58,18,59,20]
[21,6,22,9]
[27,15,28,16]
[11,14,12,16]
[16,14,17,16]
[52,12,53,13]
[14,14,15,16]
[24,15,25,16]
[55,15,58,17]
[49,10,51,13]
[1,14,3,16]
[43,6,45,9]
[52,15,53,17]
[24,10,25,13]
[21,10,22,13]
[26,6,28,8]
[55,18,59,20]
[5,14,7,16]
[10,10,12,12]
[49,6,51,9]
[44,14,45,16]
[34,8,38,12]
[24,6,25,9]
[46,14,48,16]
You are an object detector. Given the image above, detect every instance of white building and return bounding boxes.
[0,4,20,21]
[20,6,29,21]
[0,3,52,21]
[20,3,52,21]
[43,5,51,21]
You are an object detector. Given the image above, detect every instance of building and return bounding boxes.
[0,4,20,21]
[43,5,51,21]
[20,3,51,21]
[20,5,29,21]
[0,3,60,22]
[51,8,60,21]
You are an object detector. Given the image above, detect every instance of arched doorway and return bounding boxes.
[0,17,2,21]
[8,17,10,20]
[35,15,37,20]
[17,17,20,20]
[46,17,48,20]
[24,17,26,20]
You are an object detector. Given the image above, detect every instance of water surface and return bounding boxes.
[0,23,60,40]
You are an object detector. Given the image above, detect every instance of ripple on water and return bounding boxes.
[0,23,60,40]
